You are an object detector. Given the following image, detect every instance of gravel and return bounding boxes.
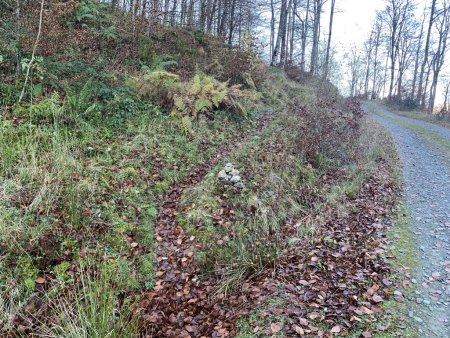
[364,102,450,337]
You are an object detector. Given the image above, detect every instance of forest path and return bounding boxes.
[139,111,272,337]
[364,102,450,337]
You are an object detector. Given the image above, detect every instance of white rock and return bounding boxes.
[235,182,245,189]
[224,163,234,173]
[230,175,241,184]
[217,170,228,180]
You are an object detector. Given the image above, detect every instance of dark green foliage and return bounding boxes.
[0,82,20,106]
[70,0,117,41]
[101,85,157,126]
[386,97,419,111]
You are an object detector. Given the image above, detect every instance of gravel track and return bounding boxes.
[363,102,450,337]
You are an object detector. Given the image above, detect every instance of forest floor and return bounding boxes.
[365,102,450,337]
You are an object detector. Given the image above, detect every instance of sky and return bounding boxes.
[322,0,448,104]
[329,0,385,49]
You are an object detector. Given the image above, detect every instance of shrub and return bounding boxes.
[389,97,419,111]
[129,70,248,127]
[14,92,63,124]
[293,98,364,167]
[102,86,157,125]
[72,0,117,41]
[64,79,99,122]
[0,82,20,107]
[129,70,179,109]
[171,72,234,119]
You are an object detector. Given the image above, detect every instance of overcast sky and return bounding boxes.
[329,0,385,49]
[322,0,448,103]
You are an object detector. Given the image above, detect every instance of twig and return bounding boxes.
[18,0,45,104]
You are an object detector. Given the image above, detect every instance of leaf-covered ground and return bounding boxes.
[137,97,403,337]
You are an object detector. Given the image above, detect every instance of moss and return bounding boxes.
[16,255,40,291]
[53,261,72,283]
[138,253,154,288]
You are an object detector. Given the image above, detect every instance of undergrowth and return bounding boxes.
[176,71,371,294]
[0,76,252,334]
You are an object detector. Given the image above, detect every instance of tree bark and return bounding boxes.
[417,0,436,106]
[300,0,310,72]
[371,20,382,99]
[272,0,287,66]
[411,15,425,99]
[324,0,335,79]
[310,0,323,75]
[270,0,275,59]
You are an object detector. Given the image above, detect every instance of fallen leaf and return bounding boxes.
[253,326,263,333]
[35,277,45,284]
[294,325,305,334]
[372,294,383,303]
[361,306,374,315]
[270,323,282,333]
[309,312,320,320]
[431,272,441,279]
[330,325,341,334]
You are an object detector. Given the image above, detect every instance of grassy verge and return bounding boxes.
[359,109,419,337]
[373,203,418,338]
[377,101,450,129]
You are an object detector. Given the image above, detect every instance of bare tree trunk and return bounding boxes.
[218,0,229,37]
[324,0,335,79]
[289,0,297,63]
[270,0,275,58]
[371,20,382,99]
[428,8,449,113]
[300,0,310,72]
[382,52,389,98]
[15,0,21,76]
[417,0,436,106]
[364,52,371,96]
[228,0,237,45]
[272,0,287,66]
[443,81,450,113]
[422,67,431,110]
[310,0,323,75]
[280,0,292,67]
[411,16,425,99]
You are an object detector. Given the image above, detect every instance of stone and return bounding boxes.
[394,290,402,297]
[234,182,245,189]
[230,175,241,184]
[224,163,234,173]
[411,278,417,284]
[408,311,414,318]
[414,317,423,323]
[217,170,228,180]
[416,298,423,304]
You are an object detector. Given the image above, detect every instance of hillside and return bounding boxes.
[0,1,411,337]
